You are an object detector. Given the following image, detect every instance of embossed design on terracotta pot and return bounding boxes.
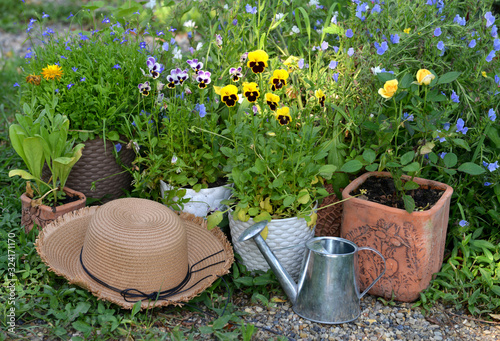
[340,172,453,302]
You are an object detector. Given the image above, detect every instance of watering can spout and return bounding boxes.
[238,221,298,303]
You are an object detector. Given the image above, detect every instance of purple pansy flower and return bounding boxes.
[195,70,211,89]
[187,59,204,72]
[146,57,164,79]
[138,81,151,96]
[229,67,243,82]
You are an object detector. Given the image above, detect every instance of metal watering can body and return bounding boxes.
[238,222,386,324]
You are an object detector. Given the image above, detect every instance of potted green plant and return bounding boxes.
[9,99,86,233]
[19,3,151,201]
[127,37,232,217]
[340,69,489,301]
[204,49,338,280]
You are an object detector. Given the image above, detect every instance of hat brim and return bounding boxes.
[35,206,234,310]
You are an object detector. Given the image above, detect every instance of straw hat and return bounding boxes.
[35,198,234,309]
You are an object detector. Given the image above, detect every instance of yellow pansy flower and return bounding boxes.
[242,82,260,102]
[220,84,239,107]
[247,50,269,74]
[315,89,326,107]
[265,93,280,111]
[275,106,292,125]
[269,69,289,91]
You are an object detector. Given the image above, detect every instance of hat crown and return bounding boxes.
[81,198,188,294]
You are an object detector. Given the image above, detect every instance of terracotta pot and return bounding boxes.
[21,187,86,234]
[340,172,453,302]
[44,138,135,202]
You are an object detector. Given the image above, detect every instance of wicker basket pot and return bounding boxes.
[315,183,343,238]
[64,138,135,202]
[159,180,233,218]
[229,210,316,281]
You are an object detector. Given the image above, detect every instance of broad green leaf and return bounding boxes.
[234,276,253,286]
[457,162,486,175]
[399,73,413,88]
[318,164,337,178]
[297,190,310,204]
[420,141,435,155]
[404,181,420,190]
[470,239,497,250]
[212,314,232,330]
[255,158,266,174]
[436,71,461,84]
[207,211,223,230]
[443,153,458,168]
[365,163,379,172]
[377,72,396,83]
[23,137,45,179]
[340,160,363,173]
[362,149,376,163]
[72,321,92,333]
[283,195,295,207]
[491,286,500,296]
[400,151,415,165]
[386,162,401,168]
[253,211,272,222]
[453,138,471,151]
[402,161,420,172]
[403,195,415,213]
[9,169,36,180]
[9,124,28,162]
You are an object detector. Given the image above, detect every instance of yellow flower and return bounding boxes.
[220,84,239,107]
[315,89,326,107]
[283,55,300,73]
[41,64,63,80]
[265,93,280,111]
[26,74,41,85]
[378,79,398,99]
[404,28,411,34]
[242,82,260,102]
[414,69,435,85]
[269,69,289,91]
[247,50,269,74]
[482,71,487,77]
[275,106,292,125]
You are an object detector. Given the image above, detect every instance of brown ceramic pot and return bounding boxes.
[21,187,86,234]
[340,172,453,302]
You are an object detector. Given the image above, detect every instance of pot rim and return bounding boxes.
[341,171,453,216]
[21,187,86,209]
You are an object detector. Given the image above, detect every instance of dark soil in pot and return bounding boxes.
[351,176,444,211]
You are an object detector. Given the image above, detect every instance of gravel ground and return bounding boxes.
[233,293,500,341]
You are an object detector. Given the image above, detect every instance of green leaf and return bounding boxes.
[198,326,214,334]
[444,168,457,176]
[403,194,415,213]
[323,24,344,35]
[443,153,458,168]
[297,190,310,204]
[436,71,461,85]
[386,162,401,168]
[399,73,413,88]
[377,73,396,83]
[402,161,420,172]
[8,169,36,180]
[255,158,266,174]
[453,138,471,151]
[212,314,232,330]
[365,163,379,172]
[470,239,497,250]
[491,285,500,296]
[400,151,415,165]
[131,301,141,318]
[318,164,337,178]
[234,276,254,286]
[457,162,486,175]
[207,211,224,230]
[72,321,93,333]
[283,195,295,207]
[340,160,363,173]
[362,149,376,163]
[403,181,420,190]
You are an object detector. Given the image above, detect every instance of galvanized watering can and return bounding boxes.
[238,222,386,324]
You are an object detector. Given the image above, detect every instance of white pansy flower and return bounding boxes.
[291,25,300,34]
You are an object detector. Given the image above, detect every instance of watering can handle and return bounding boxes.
[357,247,386,299]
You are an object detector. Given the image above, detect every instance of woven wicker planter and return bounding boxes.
[159,180,233,218]
[60,138,134,202]
[340,172,453,302]
[229,210,316,281]
[315,183,343,238]
[21,187,86,234]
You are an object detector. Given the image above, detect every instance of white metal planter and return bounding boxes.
[229,211,316,281]
[159,180,233,218]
